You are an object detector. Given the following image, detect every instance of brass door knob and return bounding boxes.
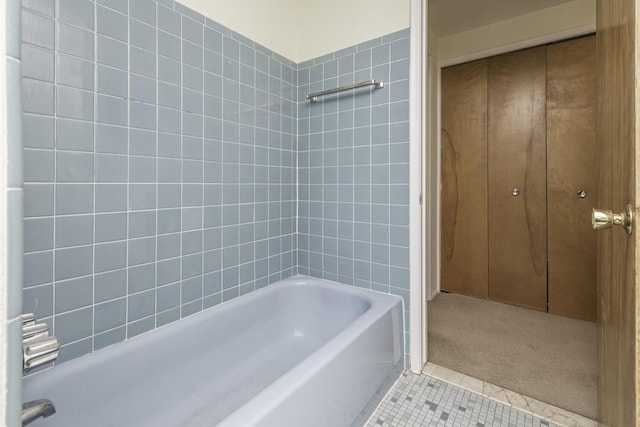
[592,204,633,235]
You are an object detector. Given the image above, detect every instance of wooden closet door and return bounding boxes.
[547,36,597,321]
[487,47,547,311]
[440,60,488,299]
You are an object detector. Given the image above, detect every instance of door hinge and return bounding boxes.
[419,193,424,205]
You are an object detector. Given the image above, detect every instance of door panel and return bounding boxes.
[547,36,598,321]
[487,47,547,311]
[440,60,489,299]
[596,1,638,425]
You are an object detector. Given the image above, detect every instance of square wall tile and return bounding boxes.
[20,0,409,367]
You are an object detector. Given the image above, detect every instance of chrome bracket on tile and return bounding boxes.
[22,313,59,372]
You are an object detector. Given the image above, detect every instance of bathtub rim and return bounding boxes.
[23,275,404,382]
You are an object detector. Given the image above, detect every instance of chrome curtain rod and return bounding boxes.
[306,80,384,102]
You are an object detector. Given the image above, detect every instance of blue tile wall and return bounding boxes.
[22,0,412,367]
[296,30,412,360]
[22,0,297,364]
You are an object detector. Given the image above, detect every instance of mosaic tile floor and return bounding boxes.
[421,364,595,427]
[365,372,560,427]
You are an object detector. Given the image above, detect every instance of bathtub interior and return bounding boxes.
[22,280,394,427]
[274,282,372,342]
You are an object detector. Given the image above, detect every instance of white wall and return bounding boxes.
[178,0,411,63]
[295,0,410,62]
[179,0,300,60]
[0,14,7,420]
[437,0,596,66]
[2,0,22,424]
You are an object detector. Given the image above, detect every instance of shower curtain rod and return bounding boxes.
[306,80,384,102]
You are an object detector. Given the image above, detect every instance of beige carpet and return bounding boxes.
[428,292,597,419]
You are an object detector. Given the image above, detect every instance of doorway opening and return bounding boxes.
[426,0,597,419]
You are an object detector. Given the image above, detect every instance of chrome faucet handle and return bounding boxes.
[21,313,60,371]
[21,313,36,327]
[22,399,56,426]
[23,323,49,345]
[23,336,59,371]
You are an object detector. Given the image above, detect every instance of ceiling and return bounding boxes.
[429,0,575,36]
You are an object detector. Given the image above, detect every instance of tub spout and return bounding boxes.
[22,399,56,426]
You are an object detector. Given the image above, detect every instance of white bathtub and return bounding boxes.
[22,277,404,427]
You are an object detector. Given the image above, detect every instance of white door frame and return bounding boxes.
[408,0,427,373]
